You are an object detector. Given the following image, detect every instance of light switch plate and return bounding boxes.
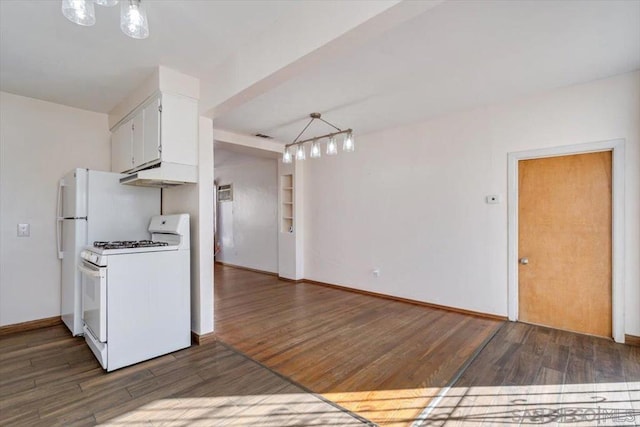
[17,223,30,237]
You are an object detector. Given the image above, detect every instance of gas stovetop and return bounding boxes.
[82,240,177,264]
[93,240,169,250]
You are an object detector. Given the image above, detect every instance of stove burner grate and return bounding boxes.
[93,240,169,250]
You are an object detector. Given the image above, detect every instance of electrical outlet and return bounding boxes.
[372,269,381,278]
[17,223,30,237]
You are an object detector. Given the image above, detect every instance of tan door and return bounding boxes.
[518,151,612,337]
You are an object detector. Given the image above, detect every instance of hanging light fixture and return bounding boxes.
[282,147,293,164]
[343,131,355,152]
[61,0,150,39]
[61,0,95,26]
[120,0,149,39]
[296,145,306,161]
[326,136,338,156]
[95,0,119,6]
[309,139,322,158]
[282,113,354,164]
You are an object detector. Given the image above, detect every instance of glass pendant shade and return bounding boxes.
[282,148,292,164]
[309,140,321,158]
[296,145,306,161]
[343,131,355,152]
[326,136,338,155]
[95,0,119,6]
[62,0,96,26]
[121,0,149,39]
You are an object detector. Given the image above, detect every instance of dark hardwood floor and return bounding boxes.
[0,325,371,426]
[214,264,503,426]
[419,322,640,426]
[3,265,637,426]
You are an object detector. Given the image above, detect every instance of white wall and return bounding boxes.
[0,92,110,326]
[215,152,278,273]
[163,117,214,336]
[303,71,640,336]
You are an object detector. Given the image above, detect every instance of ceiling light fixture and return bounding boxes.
[61,0,149,39]
[282,113,354,164]
[62,0,95,26]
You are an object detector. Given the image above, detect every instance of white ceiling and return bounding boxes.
[0,0,298,112]
[213,0,640,142]
[1,1,638,142]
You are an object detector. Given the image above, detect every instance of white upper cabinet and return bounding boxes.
[110,92,198,173]
[111,119,133,173]
[160,93,198,166]
[142,97,161,166]
[131,111,144,169]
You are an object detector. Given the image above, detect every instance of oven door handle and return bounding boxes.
[78,263,105,279]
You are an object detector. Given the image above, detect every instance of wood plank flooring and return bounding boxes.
[0,325,371,426]
[422,322,640,426]
[213,264,503,426]
[5,266,635,426]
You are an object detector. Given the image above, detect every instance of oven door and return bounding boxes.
[79,260,107,342]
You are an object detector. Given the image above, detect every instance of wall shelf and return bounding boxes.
[281,174,294,233]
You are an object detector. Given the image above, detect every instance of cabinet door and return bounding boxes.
[160,93,198,166]
[111,120,132,172]
[142,97,161,165]
[131,112,144,169]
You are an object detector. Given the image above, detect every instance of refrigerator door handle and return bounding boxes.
[56,218,64,259]
[56,179,64,259]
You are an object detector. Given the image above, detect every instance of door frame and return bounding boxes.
[507,139,625,343]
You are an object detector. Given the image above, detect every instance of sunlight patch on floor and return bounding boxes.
[419,382,640,427]
[99,393,368,426]
[323,387,442,426]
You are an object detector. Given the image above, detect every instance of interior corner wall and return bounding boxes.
[162,117,214,335]
[215,156,278,274]
[303,71,640,336]
[0,92,111,326]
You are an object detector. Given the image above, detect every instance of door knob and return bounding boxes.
[519,257,529,265]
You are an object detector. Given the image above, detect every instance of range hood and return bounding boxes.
[120,162,197,188]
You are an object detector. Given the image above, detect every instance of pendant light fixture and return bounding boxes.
[282,113,354,164]
[61,0,95,26]
[326,136,338,155]
[61,0,149,39]
[296,145,306,161]
[120,0,149,39]
[309,139,322,158]
[343,131,355,152]
[282,147,293,164]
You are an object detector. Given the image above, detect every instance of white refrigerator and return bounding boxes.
[57,168,161,336]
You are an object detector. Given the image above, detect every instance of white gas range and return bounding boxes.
[79,214,191,372]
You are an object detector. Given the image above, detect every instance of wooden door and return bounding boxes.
[518,151,612,337]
